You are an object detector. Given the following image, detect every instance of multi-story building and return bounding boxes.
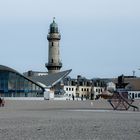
[61,75,106,100]
[0,65,44,98]
[125,77,140,100]
[110,75,140,100]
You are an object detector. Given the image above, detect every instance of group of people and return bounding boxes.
[0,97,5,107]
[72,94,84,101]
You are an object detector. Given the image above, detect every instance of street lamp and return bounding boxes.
[132,70,135,77]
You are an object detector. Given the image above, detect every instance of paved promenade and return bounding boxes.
[0,100,140,140]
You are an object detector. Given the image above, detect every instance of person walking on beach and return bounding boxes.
[0,97,5,107]
[0,97,2,107]
[81,95,83,101]
[72,94,75,100]
[2,98,5,107]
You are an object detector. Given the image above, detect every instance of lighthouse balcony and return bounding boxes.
[45,62,62,68]
[47,34,61,40]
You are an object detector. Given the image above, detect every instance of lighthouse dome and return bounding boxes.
[50,18,58,33]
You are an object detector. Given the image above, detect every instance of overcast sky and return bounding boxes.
[0,0,140,78]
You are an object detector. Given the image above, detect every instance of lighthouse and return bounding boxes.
[45,18,62,73]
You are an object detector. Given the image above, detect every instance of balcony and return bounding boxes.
[47,34,61,40]
[45,62,62,68]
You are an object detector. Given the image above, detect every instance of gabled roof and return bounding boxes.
[29,69,72,88]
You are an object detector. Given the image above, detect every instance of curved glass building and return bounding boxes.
[0,65,44,97]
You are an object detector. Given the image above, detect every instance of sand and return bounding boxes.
[0,100,140,140]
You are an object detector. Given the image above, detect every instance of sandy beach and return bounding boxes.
[0,99,140,140]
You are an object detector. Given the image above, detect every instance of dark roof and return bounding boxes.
[50,20,58,28]
[125,78,140,91]
[112,77,140,91]
[29,69,72,88]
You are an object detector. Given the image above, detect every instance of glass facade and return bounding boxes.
[0,71,44,97]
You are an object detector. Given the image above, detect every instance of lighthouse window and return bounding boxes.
[51,59,53,63]
[52,42,54,46]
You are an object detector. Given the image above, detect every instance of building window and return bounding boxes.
[72,88,73,91]
[138,93,140,98]
[132,93,134,99]
[66,88,68,91]
[135,93,137,98]
[52,42,54,46]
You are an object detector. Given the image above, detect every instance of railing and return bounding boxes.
[47,34,61,40]
[45,62,62,67]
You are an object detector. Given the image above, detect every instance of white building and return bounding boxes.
[106,82,116,92]
[62,76,106,100]
[92,86,105,99]
[128,91,140,99]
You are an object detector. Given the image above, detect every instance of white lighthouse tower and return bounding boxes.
[45,18,62,73]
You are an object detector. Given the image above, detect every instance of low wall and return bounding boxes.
[4,97,44,100]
